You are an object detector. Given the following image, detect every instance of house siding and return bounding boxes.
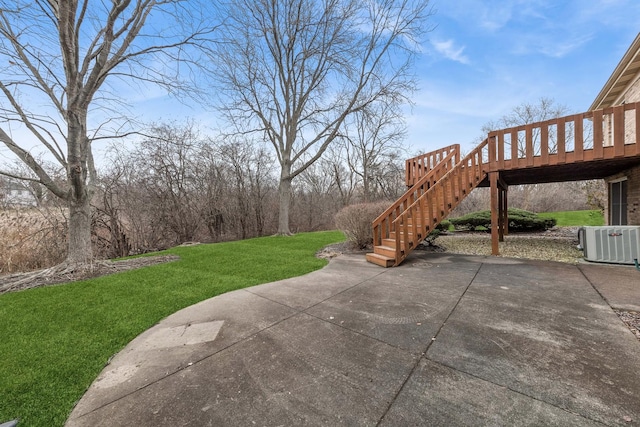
[627,164,640,225]
[615,68,640,104]
[1,182,37,207]
[603,63,640,224]
[602,69,640,147]
[621,69,640,146]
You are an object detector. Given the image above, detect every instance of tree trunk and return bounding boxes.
[66,110,94,265]
[363,165,370,203]
[67,194,93,264]
[277,168,293,235]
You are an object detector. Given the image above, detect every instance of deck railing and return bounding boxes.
[373,145,460,248]
[392,139,490,265]
[487,102,640,170]
[405,144,461,186]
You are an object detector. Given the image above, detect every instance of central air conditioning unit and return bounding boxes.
[578,226,640,265]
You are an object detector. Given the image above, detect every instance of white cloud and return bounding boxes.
[477,5,514,32]
[434,0,525,32]
[431,39,470,64]
[539,34,594,58]
[510,32,594,58]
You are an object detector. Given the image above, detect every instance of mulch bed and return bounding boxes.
[615,310,640,340]
[0,255,180,295]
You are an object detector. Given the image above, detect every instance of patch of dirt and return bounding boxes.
[316,241,367,260]
[0,255,180,295]
[433,227,583,264]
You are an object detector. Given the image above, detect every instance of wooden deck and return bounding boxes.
[367,102,640,267]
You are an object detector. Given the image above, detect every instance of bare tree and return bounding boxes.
[482,97,569,156]
[294,157,344,231]
[92,169,132,259]
[133,122,208,244]
[0,176,6,207]
[98,128,279,252]
[371,150,406,201]
[321,144,358,207]
[582,180,606,212]
[99,147,166,254]
[0,1,215,265]
[211,0,432,234]
[214,138,276,239]
[342,102,407,202]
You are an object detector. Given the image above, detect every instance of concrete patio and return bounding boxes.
[66,252,640,426]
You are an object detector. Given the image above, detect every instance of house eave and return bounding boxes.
[590,32,640,111]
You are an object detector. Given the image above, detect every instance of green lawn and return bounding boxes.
[537,209,604,226]
[0,231,344,427]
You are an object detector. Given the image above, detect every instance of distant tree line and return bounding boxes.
[91,121,408,258]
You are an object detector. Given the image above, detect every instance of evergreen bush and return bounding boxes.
[435,219,451,231]
[449,208,556,232]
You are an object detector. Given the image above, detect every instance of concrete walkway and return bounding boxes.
[66,252,640,426]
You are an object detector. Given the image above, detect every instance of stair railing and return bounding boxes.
[405,144,461,186]
[392,138,490,265]
[372,145,460,248]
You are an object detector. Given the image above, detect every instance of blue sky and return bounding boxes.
[2,0,639,168]
[129,0,640,158]
[404,0,640,155]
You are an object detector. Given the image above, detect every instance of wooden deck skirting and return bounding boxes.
[367,102,640,267]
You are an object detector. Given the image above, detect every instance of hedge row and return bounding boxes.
[335,205,557,250]
[449,208,556,232]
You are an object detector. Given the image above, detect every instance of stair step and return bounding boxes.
[365,252,394,268]
[374,245,396,258]
[389,231,421,242]
[405,217,423,224]
[403,221,424,227]
[397,222,434,232]
[382,238,396,247]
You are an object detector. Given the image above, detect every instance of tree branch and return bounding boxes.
[0,128,67,199]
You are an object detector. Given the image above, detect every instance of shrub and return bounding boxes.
[334,201,391,249]
[435,219,451,231]
[449,208,556,233]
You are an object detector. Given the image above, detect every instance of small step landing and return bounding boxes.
[365,252,394,268]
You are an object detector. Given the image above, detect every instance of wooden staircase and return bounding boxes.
[366,139,490,267]
[366,102,640,267]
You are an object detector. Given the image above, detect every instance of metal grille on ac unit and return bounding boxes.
[579,226,640,265]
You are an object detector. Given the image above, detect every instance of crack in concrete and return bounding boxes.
[375,261,483,426]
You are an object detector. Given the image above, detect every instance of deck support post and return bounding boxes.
[498,178,508,241]
[498,186,505,242]
[503,186,509,236]
[490,172,500,255]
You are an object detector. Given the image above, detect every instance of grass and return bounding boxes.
[0,231,345,427]
[537,209,604,227]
